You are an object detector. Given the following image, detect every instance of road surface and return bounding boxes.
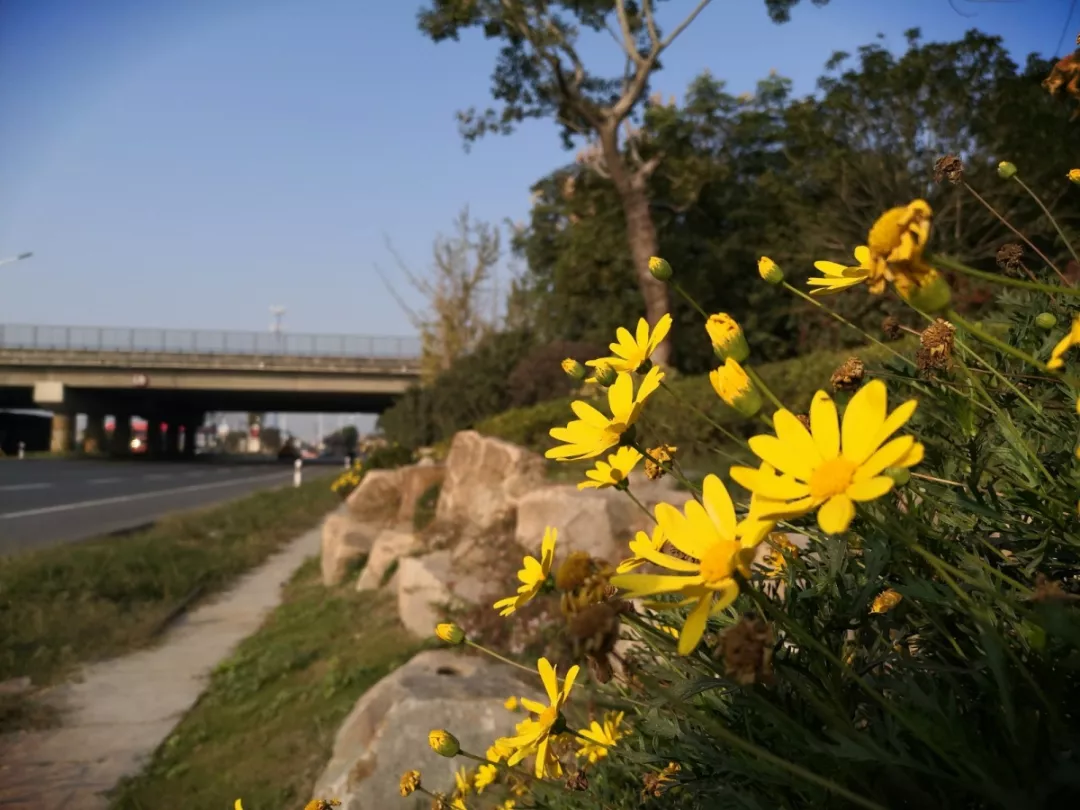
[0,458,336,555]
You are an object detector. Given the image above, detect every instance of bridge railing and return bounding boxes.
[0,324,422,359]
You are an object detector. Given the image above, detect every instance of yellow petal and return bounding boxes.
[871,399,918,453]
[897,441,925,468]
[841,380,888,465]
[710,580,741,615]
[637,365,665,402]
[538,657,559,704]
[570,400,612,429]
[702,474,737,539]
[748,434,810,482]
[560,664,580,703]
[520,698,547,715]
[854,435,916,482]
[650,313,673,350]
[817,494,855,534]
[677,595,713,656]
[809,390,840,459]
[654,502,706,560]
[847,476,894,502]
[853,245,871,266]
[607,373,634,421]
[812,260,848,277]
[773,409,822,479]
[610,572,703,598]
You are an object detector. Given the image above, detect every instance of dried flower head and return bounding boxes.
[830,356,865,392]
[644,443,677,480]
[917,318,955,373]
[1031,573,1080,602]
[996,243,1024,274]
[566,770,590,791]
[882,316,903,341]
[556,551,597,593]
[400,771,422,797]
[642,763,681,798]
[715,614,775,685]
[567,602,622,683]
[933,154,964,184]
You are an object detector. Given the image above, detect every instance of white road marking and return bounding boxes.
[0,473,290,519]
[0,483,52,492]
[87,477,123,485]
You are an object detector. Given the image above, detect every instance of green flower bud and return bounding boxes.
[561,358,587,381]
[428,729,460,757]
[706,313,750,363]
[709,358,762,417]
[757,256,784,285]
[1035,312,1057,330]
[648,256,673,281]
[435,623,465,645]
[897,271,951,314]
[592,363,617,387]
[884,467,911,487]
[997,161,1018,179]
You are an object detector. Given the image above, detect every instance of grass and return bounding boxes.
[107,557,421,810]
[0,476,339,708]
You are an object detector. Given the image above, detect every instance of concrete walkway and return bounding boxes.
[0,526,323,810]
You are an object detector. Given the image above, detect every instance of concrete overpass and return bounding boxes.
[0,323,421,456]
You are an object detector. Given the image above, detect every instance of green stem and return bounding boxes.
[465,640,547,681]
[931,254,1080,298]
[952,333,1043,416]
[659,379,751,452]
[746,365,785,412]
[623,488,658,524]
[783,281,914,368]
[671,280,711,320]
[1011,176,1080,272]
[947,310,1050,373]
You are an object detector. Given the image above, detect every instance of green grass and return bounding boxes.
[0,476,339,701]
[107,557,421,810]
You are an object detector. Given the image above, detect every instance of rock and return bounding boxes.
[435,431,546,535]
[321,509,378,587]
[395,463,446,524]
[356,529,422,592]
[310,650,540,810]
[0,676,32,696]
[346,468,404,523]
[396,551,455,638]
[601,472,692,539]
[514,485,624,564]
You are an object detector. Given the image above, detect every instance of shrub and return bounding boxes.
[506,339,607,408]
[417,176,1080,809]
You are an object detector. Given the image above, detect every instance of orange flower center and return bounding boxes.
[699,542,736,587]
[809,457,857,500]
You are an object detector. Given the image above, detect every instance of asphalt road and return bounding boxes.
[0,457,338,555]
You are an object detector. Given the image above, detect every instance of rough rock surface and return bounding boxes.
[395,464,445,524]
[321,508,378,587]
[514,485,623,564]
[435,431,545,535]
[396,551,454,638]
[356,530,422,592]
[345,469,404,523]
[310,650,539,810]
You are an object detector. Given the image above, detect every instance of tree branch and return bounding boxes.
[662,0,715,50]
[613,0,644,65]
[642,0,661,50]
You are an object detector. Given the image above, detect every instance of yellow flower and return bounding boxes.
[235,802,243,810]
[729,381,923,535]
[808,246,873,295]
[710,357,762,417]
[610,475,774,655]
[504,696,520,711]
[576,711,626,763]
[644,443,676,479]
[399,770,422,797]
[453,765,471,796]
[758,255,784,284]
[660,624,680,639]
[1047,315,1080,370]
[1069,169,1080,185]
[474,763,498,792]
[561,357,587,381]
[760,533,799,579]
[493,527,557,616]
[616,524,666,573]
[578,446,642,490]
[648,256,673,280]
[586,314,672,375]
[547,367,664,461]
[304,801,341,810]
[871,588,903,614]
[497,657,580,778]
[865,199,938,295]
[429,729,460,757]
[499,800,518,810]
[436,623,465,644]
[705,313,749,362]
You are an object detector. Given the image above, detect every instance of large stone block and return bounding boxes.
[356,529,422,592]
[321,509,378,587]
[345,468,404,524]
[396,551,454,638]
[395,463,446,524]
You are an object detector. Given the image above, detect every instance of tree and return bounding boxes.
[417,0,721,367]
[377,206,502,383]
[763,0,829,23]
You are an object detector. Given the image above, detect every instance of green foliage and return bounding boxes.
[507,339,607,408]
[363,442,413,471]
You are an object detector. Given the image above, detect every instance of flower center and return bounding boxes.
[698,542,736,587]
[809,457,857,500]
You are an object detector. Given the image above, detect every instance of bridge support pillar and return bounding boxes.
[165,421,182,458]
[182,417,201,458]
[83,412,106,454]
[111,414,132,456]
[146,416,163,458]
[49,412,75,454]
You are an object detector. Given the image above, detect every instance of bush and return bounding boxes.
[506,339,607,408]
[363,442,414,471]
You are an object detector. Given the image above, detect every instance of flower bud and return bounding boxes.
[705,313,750,363]
[399,770,422,797]
[997,161,1018,179]
[1068,169,1080,185]
[757,256,784,285]
[435,622,465,645]
[648,256,673,281]
[896,270,951,315]
[1036,312,1057,330]
[591,363,617,387]
[428,729,460,757]
[884,466,910,486]
[561,358,586,381]
[709,358,762,417]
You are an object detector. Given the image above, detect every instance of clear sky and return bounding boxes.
[0,0,1074,438]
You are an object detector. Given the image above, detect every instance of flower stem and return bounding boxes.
[659,379,751,452]
[465,640,546,681]
[1010,175,1080,273]
[623,488,658,524]
[633,443,701,498]
[782,281,914,368]
[745,365,785,412]
[931,254,1078,298]
[671,280,711,320]
[947,310,1051,373]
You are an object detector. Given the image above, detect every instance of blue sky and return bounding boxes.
[0,0,1074,436]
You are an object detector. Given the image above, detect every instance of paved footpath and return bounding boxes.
[0,526,323,810]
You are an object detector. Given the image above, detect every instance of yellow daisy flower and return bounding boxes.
[578,446,642,490]
[1068,168,1080,185]
[871,588,903,614]
[616,524,666,573]
[705,313,749,362]
[610,475,774,655]
[497,657,580,778]
[576,710,626,764]
[504,696,520,711]
[710,357,762,416]
[493,527,557,616]
[474,763,498,792]
[760,533,799,579]
[1047,315,1080,370]
[546,367,664,461]
[453,765,471,797]
[808,246,873,295]
[866,199,939,296]
[585,314,672,375]
[729,381,923,535]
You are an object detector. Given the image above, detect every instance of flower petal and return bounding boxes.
[897,441,925,468]
[610,572,703,598]
[812,260,848,277]
[847,476,894,501]
[607,373,634,422]
[538,657,559,704]
[854,435,915,482]
[570,400,611,429]
[809,390,840,459]
[709,580,740,615]
[841,380,888,465]
[748,434,811,482]
[649,313,673,351]
[817,494,855,534]
[702,474,737,539]
[853,245,871,266]
[872,399,919,452]
[773,410,822,478]
[677,595,713,656]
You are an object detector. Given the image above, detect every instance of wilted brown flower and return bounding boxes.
[642,762,682,798]
[996,243,1024,274]
[1031,573,1080,602]
[556,551,596,593]
[715,614,775,685]
[830,356,865,392]
[882,316,903,341]
[917,318,955,373]
[644,443,677,480]
[568,602,622,683]
[566,770,590,791]
[933,154,964,184]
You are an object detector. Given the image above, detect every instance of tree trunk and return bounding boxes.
[597,123,673,367]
